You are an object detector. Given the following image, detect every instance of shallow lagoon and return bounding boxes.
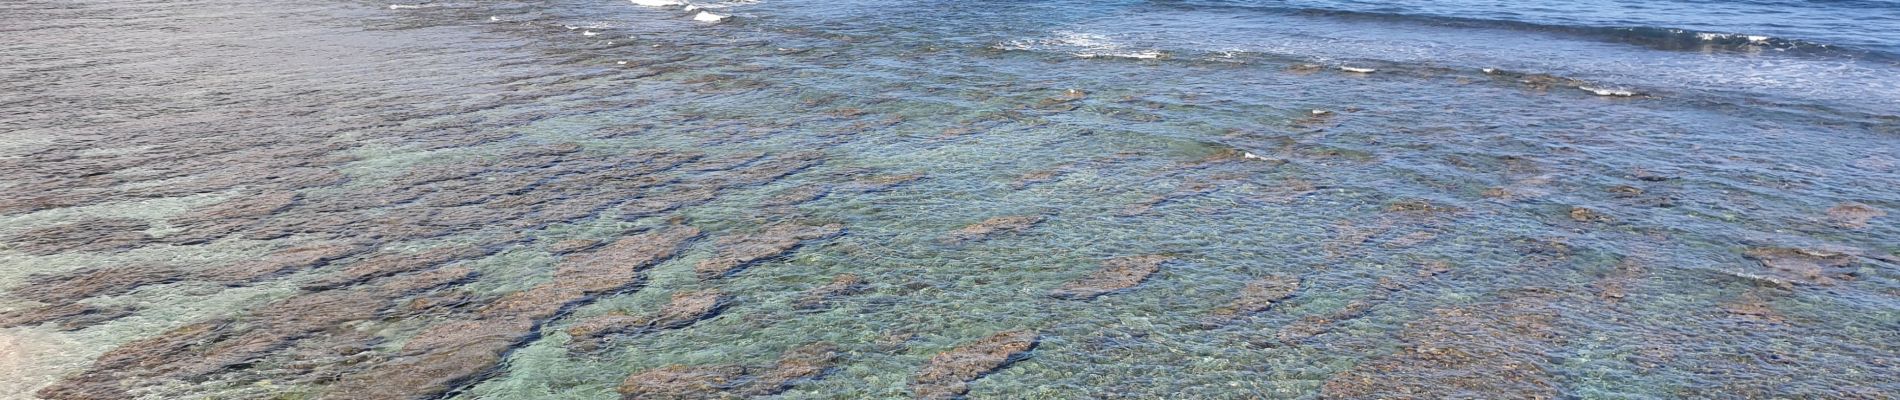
[1,0,1896,398]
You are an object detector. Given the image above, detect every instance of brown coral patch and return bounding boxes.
[1050,255,1170,300]
[911,330,1039,400]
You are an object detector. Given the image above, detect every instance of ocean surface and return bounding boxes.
[1,0,1896,398]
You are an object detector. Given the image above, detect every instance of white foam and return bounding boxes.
[1578,86,1639,97]
[489,16,500,21]
[1339,66,1376,73]
[630,0,685,6]
[693,11,729,23]
[387,4,422,10]
[582,30,599,36]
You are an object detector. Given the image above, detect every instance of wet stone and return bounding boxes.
[793,274,868,310]
[1050,255,1171,300]
[696,223,844,279]
[1203,275,1300,327]
[911,330,1040,400]
[941,215,1044,244]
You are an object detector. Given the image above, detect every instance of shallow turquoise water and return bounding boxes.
[0,0,1895,399]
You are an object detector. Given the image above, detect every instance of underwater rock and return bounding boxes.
[1010,167,1067,189]
[911,330,1039,400]
[567,289,729,348]
[696,223,844,279]
[1320,291,1564,399]
[687,150,824,188]
[941,215,1043,244]
[843,172,926,193]
[373,266,477,297]
[174,191,298,225]
[1050,255,1170,300]
[619,365,751,399]
[37,320,236,400]
[1742,247,1858,285]
[0,303,133,330]
[203,242,369,284]
[304,245,484,290]
[761,185,831,207]
[616,342,840,399]
[482,225,701,323]
[547,238,604,254]
[325,318,534,400]
[741,342,843,396]
[5,217,152,255]
[1203,275,1300,326]
[621,186,720,218]
[1826,202,1885,229]
[1568,206,1614,223]
[11,264,184,303]
[793,274,868,310]
[1383,198,1461,216]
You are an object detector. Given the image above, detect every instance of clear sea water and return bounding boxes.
[1,0,1896,399]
